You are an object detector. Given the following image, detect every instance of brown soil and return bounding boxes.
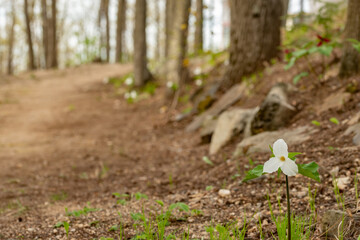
[0,63,359,239]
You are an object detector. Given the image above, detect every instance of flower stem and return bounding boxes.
[286,175,291,240]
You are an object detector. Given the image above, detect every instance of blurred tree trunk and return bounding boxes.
[50,0,58,68]
[154,0,161,60]
[282,0,289,27]
[221,0,282,89]
[166,0,191,87]
[299,0,304,23]
[41,0,49,68]
[7,1,16,75]
[165,0,175,58]
[339,0,360,78]
[194,0,203,53]
[116,0,127,63]
[24,0,36,70]
[99,0,110,62]
[134,0,151,87]
[42,0,58,69]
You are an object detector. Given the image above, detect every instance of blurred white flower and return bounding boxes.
[103,77,109,84]
[167,81,174,88]
[124,92,130,99]
[263,139,298,176]
[194,67,202,75]
[195,79,203,86]
[125,77,133,86]
[130,90,137,99]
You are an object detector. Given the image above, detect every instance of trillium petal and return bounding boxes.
[263,157,282,173]
[280,158,298,176]
[273,139,288,158]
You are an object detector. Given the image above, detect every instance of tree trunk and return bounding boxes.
[116,0,127,63]
[41,0,49,68]
[154,0,161,60]
[282,0,289,27]
[166,0,191,87]
[50,0,58,68]
[165,0,175,58]
[24,0,36,70]
[194,0,203,53]
[299,0,304,24]
[134,0,151,87]
[221,0,282,89]
[99,0,110,62]
[339,0,360,78]
[7,2,16,75]
[42,0,57,69]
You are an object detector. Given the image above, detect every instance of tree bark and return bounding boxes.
[166,0,191,87]
[282,0,289,27]
[42,0,57,69]
[116,0,127,63]
[339,0,360,78]
[221,0,282,90]
[50,0,58,68]
[194,0,203,53]
[165,0,175,58]
[134,0,151,87]
[154,0,161,60]
[24,0,36,70]
[41,0,49,68]
[7,2,16,75]
[99,0,110,62]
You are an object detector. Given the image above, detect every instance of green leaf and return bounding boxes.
[202,156,214,166]
[293,72,308,85]
[318,45,333,56]
[168,202,190,212]
[292,49,308,58]
[330,117,339,125]
[311,120,321,126]
[242,165,265,182]
[269,145,275,157]
[156,200,164,207]
[54,222,64,228]
[298,162,321,182]
[288,152,302,161]
[284,57,296,70]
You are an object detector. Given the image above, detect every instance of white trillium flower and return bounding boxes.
[263,139,298,176]
[130,90,137,99]
[125,77,133,85]
[166,81,174,88]
[195,79,203,86]
[194,67,202,75]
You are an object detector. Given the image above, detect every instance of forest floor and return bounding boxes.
[0,63,359,239]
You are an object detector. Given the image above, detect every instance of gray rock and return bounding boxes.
[209,108,257,155]
[315,91,351,114]
[200,116,218,144]
[250,83,296,135]
[186,83,247,132]
[234,126,317,155]
[344,123,360,145]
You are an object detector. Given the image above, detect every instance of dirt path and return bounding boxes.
[0,63,215,238]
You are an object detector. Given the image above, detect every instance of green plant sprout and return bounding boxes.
[243,139,320,240]
[330,117,340,125]
[202,156,214,166]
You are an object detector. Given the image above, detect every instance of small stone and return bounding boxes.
[296,191,307,198]
[336,177,350,190]
[27,228,34,232]
[330,166,339,177]
[218,189,231,197]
